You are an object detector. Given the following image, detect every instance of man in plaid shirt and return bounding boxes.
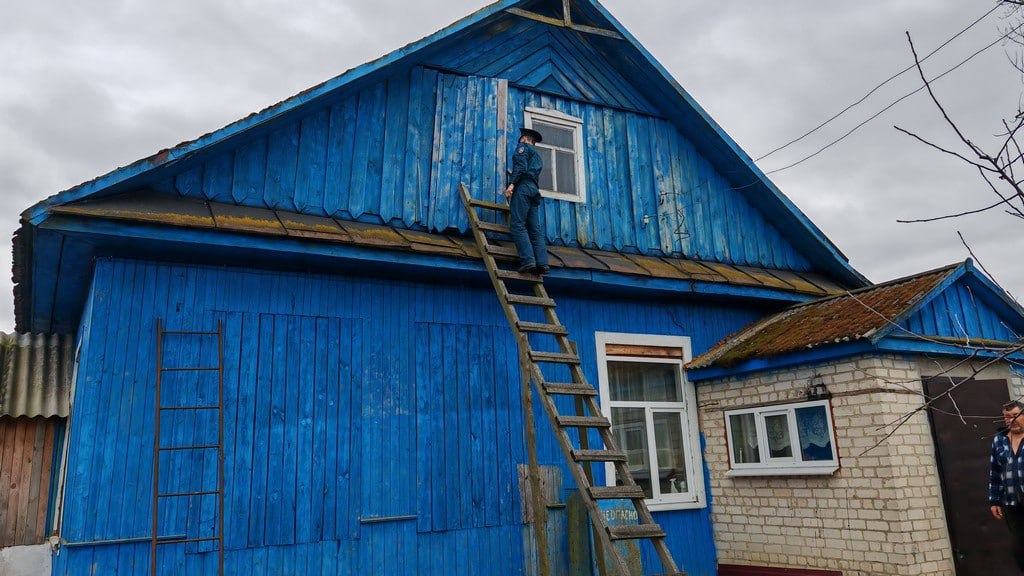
[991,400,1024,570]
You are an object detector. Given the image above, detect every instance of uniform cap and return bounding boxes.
[519,127,543,143]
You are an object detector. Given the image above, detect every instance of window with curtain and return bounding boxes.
[596,334,705,511]
[724,400,839,476]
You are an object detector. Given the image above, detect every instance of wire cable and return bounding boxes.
[764,18,1024,176]
[755,4,1002,162]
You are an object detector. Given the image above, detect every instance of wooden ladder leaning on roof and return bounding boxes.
[458,183,685,576]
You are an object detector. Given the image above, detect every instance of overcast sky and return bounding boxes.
[1,0,1022,333]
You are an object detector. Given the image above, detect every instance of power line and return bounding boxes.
[763,18,1024,176]
[755,4,1002,162]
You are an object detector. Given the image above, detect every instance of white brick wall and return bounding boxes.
[697,354,956,576]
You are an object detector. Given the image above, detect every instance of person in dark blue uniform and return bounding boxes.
[504,127,549,274]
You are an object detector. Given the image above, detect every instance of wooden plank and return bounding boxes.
[310,317,328,541]
[350,82,387,219]
[381,74,410,223]
[607,524,666,541]
[232,137,268,205]
[248,315,274,545]
[23,419,46,544]
[294,108,331,215]
[324,96,358,217]
[202,152,235,203]
[296,316,316,543]
[468,325,485,528]
[264,123,301,212]
[604,344,683,359]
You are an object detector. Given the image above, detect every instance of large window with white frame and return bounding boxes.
[524,107,586,203]
[596,333,705,511]
[724,399,839,477]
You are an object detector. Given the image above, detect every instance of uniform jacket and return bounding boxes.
[509,142,543,191]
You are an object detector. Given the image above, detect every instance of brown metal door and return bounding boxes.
[925,377,1014,575]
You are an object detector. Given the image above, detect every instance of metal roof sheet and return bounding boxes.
[50,193,842,299]
[0,332,73,418]
[688,264,961,370]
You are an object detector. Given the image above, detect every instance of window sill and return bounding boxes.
[726,465,839,478]
[645,499,707,512]
[540,190,585,203]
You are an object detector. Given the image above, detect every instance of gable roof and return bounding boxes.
[688,260,1024,376]
[18,0,865,288]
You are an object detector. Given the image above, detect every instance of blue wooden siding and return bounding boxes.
[157,61,812,271]
[54,258,762,575]
[901,277,1021,343]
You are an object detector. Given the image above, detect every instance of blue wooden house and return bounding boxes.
[15,1,887,574]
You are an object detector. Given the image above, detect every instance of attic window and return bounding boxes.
[524,107,586,203]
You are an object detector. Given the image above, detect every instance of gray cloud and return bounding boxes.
[1,0,1021,333]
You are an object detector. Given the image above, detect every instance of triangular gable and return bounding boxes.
[19,0,865,286]
[887,262,1024,345]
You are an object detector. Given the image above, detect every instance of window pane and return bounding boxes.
[607,361,681,402]
[534,120,575,149]
[653,412,688,495]
[611,407,652,499]
[765,414,793,458]
[537,147,554,190]
[796,406,834,462]
[555,150,577,194]
[729,413,759,464]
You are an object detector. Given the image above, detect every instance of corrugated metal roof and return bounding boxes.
[48,192,845,298]
[0,332,73,418]
[688,264,961,370]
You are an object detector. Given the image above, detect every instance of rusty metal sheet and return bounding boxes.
[798,272,847,294]
[698,262,760,287]
[408,242,468,257]
[447,235,481,259]
[584,249,650,276]
[622,254,690,280]
[732,264,805,292]
[548,246,606,271]
[51,193,216,229]
[689,265,958,369]
[336,220,411,249]
[276,211,350,242]
[667,258,726,283]
[766,269,830,295]
[210,203,286,235]
[394,228,459,249]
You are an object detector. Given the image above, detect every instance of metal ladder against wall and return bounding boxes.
[459,184,684,576]
[151,319,225,576]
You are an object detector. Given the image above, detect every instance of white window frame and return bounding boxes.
[524,107,587,204]
[724,399,840,477]
[595,332,706,512]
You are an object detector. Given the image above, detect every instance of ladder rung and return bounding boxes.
[572,449,627,462]
[158,444,219,452]
[542,383,597,396]
[589,485,647,500]
[529,351,580,364]
[607,524,667,541]
[517,321,567,335]
[478,221,512,235]
[468,198,511,212]
[557,415,610,428]
[159,405,220,411]
[154,536,222,546]
[158,490,220,498]
[506,294,556,307]
[497,269,543,283]
[485,244,519,259]
[160,367,220,372]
